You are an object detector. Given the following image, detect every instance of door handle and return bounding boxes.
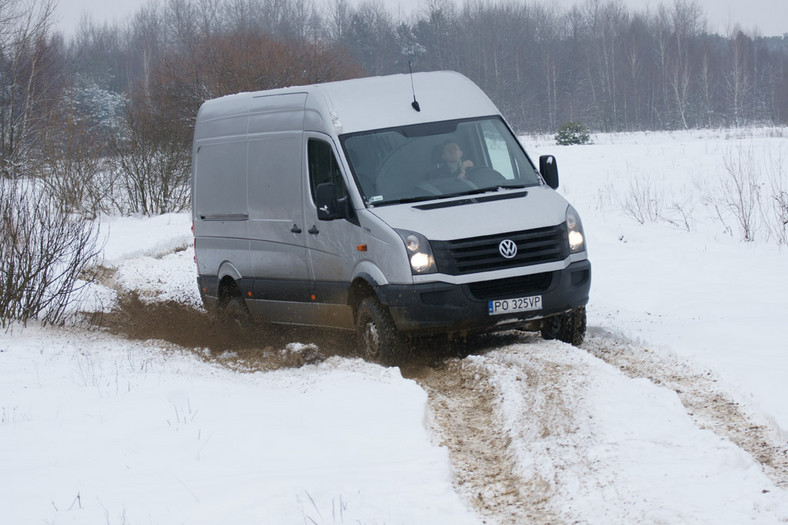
[308,225,320,235]
[291,224,302,234]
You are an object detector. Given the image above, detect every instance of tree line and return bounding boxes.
[70,0,787,133]
[1,0,787,190]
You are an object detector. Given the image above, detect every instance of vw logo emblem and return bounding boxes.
[499,239,517,259]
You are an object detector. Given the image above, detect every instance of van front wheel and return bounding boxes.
[355,297,404,365]
[540,307,586,346]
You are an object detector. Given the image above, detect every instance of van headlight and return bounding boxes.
[395,229,437,274]
[566,206,586,253]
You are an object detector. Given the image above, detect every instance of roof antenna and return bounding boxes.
[408,61,421,112]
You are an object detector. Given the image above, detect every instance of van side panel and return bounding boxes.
[193,118,250,292]
[247,132,308,291]
[194,140,248,219]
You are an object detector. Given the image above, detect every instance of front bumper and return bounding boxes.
[377,259,591,334]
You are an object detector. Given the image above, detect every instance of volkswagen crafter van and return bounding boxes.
[191,71,591,363]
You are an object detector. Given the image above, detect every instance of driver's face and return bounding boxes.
[442,143,463,163]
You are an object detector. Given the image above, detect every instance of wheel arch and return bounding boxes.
[348,273,379,312]
[217,262,243,305]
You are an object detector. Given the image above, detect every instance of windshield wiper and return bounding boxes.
[448,184,528,198]
[368,184,529,207]
[368,195,441,207]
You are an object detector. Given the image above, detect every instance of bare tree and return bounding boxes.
[325,0,350,41]
[342,0,399,75]
[726,30,754,126]
[669,0,705,129]
[582,0,628,131]
[0,0,58,177]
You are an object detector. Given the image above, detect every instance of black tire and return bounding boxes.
[540,315,561,341]
[220,294,251,331]
[540,307,586,346]
[355,297,404,365]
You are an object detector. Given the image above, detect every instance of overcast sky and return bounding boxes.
[53,0,788,38]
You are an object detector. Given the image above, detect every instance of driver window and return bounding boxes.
[308,139,346,200]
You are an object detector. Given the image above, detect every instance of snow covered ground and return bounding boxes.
[2,127,787,524]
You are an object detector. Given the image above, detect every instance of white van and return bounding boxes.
[191,71,590,362]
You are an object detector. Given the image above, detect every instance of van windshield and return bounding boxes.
[341,116,543,206]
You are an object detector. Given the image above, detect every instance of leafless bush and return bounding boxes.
[41,159,120,217]
[38,119,118,217]
[36,80,128,216]
[716,146,762,242]
[621,175,696,231]
[112,146,191,215]
[664,198,695,231]
[111,107,191,216]
[621,176,665,224]
[763,150,788,245]
[705,144,788,244]
[770,188,788,245]
[0,178,101,328]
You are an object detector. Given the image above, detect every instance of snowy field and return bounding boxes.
[2,127,788,524]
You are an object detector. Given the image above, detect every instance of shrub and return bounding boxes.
[111,103,191,216]
[0,179,101,327]
[555,122,591,145]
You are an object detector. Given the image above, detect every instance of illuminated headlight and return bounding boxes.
[410,252,432,273]
[396,230,437,274]
[566,206,586,253]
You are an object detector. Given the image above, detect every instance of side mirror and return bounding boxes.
[316,182,345,221]
[540,155,559,189]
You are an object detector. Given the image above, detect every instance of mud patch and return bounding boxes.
[583,328,788,489]
[96,292,358,371]
[409,334,575,525]
[415,359,557,524]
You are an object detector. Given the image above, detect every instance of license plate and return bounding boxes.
[488,295,542,315]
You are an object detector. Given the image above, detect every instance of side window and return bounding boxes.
[308,139,346,200]
[480,121,516,180]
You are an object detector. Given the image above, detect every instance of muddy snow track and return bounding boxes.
[98,294,788,522]
[407,337,572,524]
[409,331,788,523]
[582,328,788,490]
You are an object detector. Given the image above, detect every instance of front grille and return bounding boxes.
[432,224,568,276]
[467,272,553,300]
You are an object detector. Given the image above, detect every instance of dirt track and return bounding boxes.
[411,346,566,524]
[97,294,788,522]
[582,329,788,490]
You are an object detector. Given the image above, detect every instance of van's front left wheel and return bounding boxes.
[355,297,404,365]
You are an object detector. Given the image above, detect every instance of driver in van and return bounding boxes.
[428,141,474,180]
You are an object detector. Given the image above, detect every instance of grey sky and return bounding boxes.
[54,0,788,38]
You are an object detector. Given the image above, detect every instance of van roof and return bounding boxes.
[196,71,501,136]
[308,71,500,134]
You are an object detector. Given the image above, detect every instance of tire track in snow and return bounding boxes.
[409,330,788,523]
[411,356,565,524]
[582,328,788,489]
